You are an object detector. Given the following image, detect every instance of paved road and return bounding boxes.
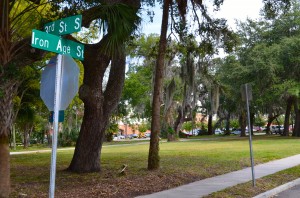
[274,184,300,198]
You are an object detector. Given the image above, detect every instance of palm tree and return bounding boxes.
[0,0,47,196]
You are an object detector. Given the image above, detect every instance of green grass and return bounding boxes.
[205,165,300,198]
[9,139,151,152]
[10,136,300,197]
[9,144,53,152]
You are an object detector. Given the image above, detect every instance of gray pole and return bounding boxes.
[245,84,255,187]
[49,54,63,198]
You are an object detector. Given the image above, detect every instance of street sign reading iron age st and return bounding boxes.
[31,29,84,60]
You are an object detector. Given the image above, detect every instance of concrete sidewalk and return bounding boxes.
[136,154,300,198]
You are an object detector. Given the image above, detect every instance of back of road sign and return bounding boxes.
[40,55,80,111]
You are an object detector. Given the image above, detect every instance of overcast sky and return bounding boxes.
[141,0,264,34]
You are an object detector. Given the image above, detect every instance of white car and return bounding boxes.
[113,135,125,140]
[215,128,224,135]
[231,129,249,135]
[188,129,200,136]
[231,129,241,135]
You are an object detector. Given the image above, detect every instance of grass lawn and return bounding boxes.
[9,139,151,152]
[10,136,300,197]
[205,165,300,198]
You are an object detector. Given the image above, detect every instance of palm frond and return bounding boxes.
[99,3,141,57]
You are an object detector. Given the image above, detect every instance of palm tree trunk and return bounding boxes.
[0,105,12,197]
[0,81,18,197]
[0,135,10,198]
[148,0,171,170]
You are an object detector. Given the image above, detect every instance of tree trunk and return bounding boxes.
[225,113,231,135]
[23,126,30,148]
[213,117,224,133]
[0,92,15,198]
[250,112,254,135]
[173,84,193,137]
[174,107,183,135]
[207,114,213,135]
[0,135,10,198]
[266,113,279,135]
[167,133,176,141]
[0,82,17,198]
[173,106,192,137]
[284,96,293,136]
[148,0,171,170]
[68,43,126,172]
[293,99,300,137]
[240,111,247,137]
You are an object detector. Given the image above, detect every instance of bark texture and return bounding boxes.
[240,111,247,137]
[68,42,125,172]
[283,96,294,136]
[0,82,18,197]
[67,0,140,173]
[266,113,279,135]
[225,113,231,135]
[0,135,10,198]
[148,0,171,170]
[293,99,300,137]
[207,115,213,135]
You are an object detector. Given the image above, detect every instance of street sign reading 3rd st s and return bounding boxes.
[31,29,84,60]
[44,15,82,35]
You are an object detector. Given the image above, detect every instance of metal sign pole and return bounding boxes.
[245,84,256,187]
[49,54,63,198]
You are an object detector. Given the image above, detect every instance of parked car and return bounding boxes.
[188,129,201,136]
[253,126,264,132]
[231,129,249,135]
[113,135,125,141]
[145,132,151,138]
[231,129,241,135]
[215,128,224,135]
[129,134,138,139]
[271,125,283,135]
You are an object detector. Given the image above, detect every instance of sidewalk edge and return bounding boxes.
[253,178,300,198]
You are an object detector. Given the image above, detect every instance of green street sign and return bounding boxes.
[31,29,84,60]
[44,15,82,35]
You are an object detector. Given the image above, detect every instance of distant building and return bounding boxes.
[118,124,142,136]
[118,123,151,137]
[195,113,208,123]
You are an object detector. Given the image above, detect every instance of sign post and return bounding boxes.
[242,83,255,187]
[49,54,63,197]
[32,15,84,198]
